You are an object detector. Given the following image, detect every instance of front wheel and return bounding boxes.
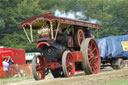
[32,55,46,80]
[62,51,75,77]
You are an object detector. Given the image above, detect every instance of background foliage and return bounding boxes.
[0,0,128,51]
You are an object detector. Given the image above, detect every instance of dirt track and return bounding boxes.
[1,68,128,85]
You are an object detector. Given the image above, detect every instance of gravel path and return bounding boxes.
[1,68,128,85]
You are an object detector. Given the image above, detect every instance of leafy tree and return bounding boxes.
[0,19,5,30]
[0,0,44,51]
[0,0,128,51]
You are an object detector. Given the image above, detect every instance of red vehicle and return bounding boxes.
[0,47,26,78]
[20,12,100,80]
[0,47,26,67]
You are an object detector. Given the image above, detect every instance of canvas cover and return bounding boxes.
[96,35,128,59]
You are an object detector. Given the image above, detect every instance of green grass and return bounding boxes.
[0,73,52,83]
[0,76,33,83]
[98,77,128,85]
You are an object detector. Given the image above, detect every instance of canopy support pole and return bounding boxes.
[30,25,34,42]
[54,22,60,40]
[23,27,31,43]
[50,21,54,39]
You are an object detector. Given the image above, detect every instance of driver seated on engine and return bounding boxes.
[37,26,50,40]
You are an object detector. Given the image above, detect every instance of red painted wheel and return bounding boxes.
[32,55,46,80]
[62,51,75,77]
[74,29,85,48]
[81,38,100,74]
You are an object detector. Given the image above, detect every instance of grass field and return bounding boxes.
[98,77,128,85]
[0,73,52,84]
[0,76,33,83]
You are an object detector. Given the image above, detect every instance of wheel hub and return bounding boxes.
[69,62,73,66]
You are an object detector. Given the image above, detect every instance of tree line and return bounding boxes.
[0,0,128,51]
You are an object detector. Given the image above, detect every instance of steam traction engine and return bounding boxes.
[20,12,100,80]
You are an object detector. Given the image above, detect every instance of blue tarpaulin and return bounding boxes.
[96,35,128,59]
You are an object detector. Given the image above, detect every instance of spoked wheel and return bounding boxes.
[123,60,128,69]
[81,38,100,74]
[32,55,46,80]
[74,29,85,48]
[112,58,124,69]
[62,51,75,77]
[51,68,64,78]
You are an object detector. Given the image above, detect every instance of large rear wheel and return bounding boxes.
[81,38,100,74]
[62,51,75,77]
[32,55,46,80]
